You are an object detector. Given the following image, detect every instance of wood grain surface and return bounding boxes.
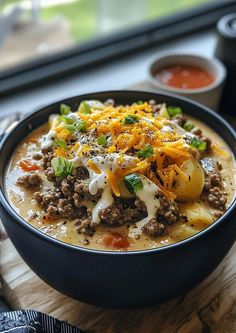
[1,82,236,332]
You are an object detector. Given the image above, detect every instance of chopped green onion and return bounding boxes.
[190,137,207,151]
[124,114,138,124]
[60,104,71,115]
[167,106,182,118]
[97,135,108,146]
[79,101,91,114]
[183,121,195,132]
[137,144,154,158]
[159,107,170,119]
[136,101,143,105]
[51,157,74,178]
[124,173,143,193]
[61,115,76,125]
[54,138,67,150]
[76,120,87,132]
[65,124,76,133]
[78,100,104,114]
[57,115,65,124]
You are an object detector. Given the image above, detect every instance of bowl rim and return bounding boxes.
[0,90,236,257]
[148,53,227,94]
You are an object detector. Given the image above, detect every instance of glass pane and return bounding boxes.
[0,0,215,72]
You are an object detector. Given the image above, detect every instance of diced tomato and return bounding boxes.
[19,159,40,172]
[102,232,130,250]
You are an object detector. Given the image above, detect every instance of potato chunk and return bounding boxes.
[172,159,204,201]
[180,201,214,229]
[170,224,199,241]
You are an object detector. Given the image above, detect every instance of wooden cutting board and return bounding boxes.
[1,81,236,333]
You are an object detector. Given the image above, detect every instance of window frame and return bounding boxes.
[1,0,236,95]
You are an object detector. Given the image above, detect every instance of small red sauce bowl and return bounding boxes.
[148,53,226,111]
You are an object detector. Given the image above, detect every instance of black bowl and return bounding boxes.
[0,91,235,309]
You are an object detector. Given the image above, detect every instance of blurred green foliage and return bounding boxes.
[0,0,210,41]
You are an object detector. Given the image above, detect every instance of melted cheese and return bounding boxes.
[129,175,161,238]
[41,130,55,149]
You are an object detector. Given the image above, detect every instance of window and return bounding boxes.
[0,0,235,94]
[0,0,214,71]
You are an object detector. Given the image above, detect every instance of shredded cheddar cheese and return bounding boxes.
[49,100,201,197]
[71,142,80,152]
[107,170,120,197]
[87,159,101,174]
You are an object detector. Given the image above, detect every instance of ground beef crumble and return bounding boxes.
[33,162,183,236]
[207,187,227,210]
[28,145,186,237]
[100,198,147,226]
[172,114,187,127]
[73,183,102,205]
[200,157,226,211]
[17,173,42,188]
[30,158,102,233]
[34,188,90,220]
[74,212,94,236]
[157,195,183,225]
[42,148,54,168]
[100,192,184,237]
[32,152,43,160]
[142,219,165,237]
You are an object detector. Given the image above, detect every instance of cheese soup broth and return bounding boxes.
[6,116,235,251]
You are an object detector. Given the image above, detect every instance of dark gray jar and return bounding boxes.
[215,13,236,115]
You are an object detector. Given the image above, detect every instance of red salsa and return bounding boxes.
[155,65,214,89]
